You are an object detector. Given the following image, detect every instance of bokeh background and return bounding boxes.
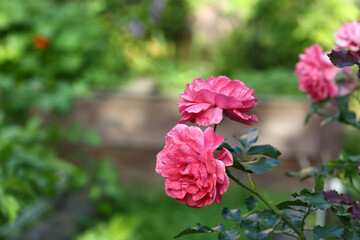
[1,0,360,239]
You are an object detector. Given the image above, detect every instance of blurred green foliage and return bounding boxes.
[0,0,119,226]
[212,0,359,73]
[77,183,288,240]
[75,214,137,240]
[1,0,359,237]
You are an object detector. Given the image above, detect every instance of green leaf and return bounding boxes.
[174,224,213,238]
[302,192,331,210]
[305,100,326,124]
[246,145,281,159]
[218,229,240,240]
[222,208,241,222]
[235,129,259,148]
[212,224,225,232]
[245,196,258,211]
[335,96,360,128]
[313,225,344,240]
[248,174,258,192]
[275,199,308,210]
[343,231,358,240]
[233,146,243,155]
[245,228,273,240]
[240,157,281,174]
[175,224,223,238]
[240,219,260,233]
[0,194,20,223]
[285,167,319,181]
[218,143,235,153]
[240,209,279,236]
[320,115,335,126]
[314,174,324,191]
[232,158,253,173]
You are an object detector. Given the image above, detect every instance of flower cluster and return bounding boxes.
[295,22,358,102]
[155,76,258,208]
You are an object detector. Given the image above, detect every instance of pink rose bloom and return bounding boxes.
[295,44,338,102]
[334,21,360,54]
[155,124,233,208]
[177,76,258,126]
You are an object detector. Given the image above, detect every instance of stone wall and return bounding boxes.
[61,92,342,190]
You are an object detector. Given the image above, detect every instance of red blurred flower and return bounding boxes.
[33,36,50,49]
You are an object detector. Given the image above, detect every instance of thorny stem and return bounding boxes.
[226,169,304,240]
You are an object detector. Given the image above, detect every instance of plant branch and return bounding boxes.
[226,169,304,239]
[213,124,218,133]
[300,205,311,237]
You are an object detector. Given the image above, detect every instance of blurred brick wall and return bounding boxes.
[60,92,342,190]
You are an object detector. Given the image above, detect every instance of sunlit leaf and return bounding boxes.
[235,129,259,148]
[239,157,281,174]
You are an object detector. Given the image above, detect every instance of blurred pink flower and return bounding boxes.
[177,76,258,126]
[155,124,233,208]
[337,67,357,96]
[338,80,357,96]
[334,21,360,54]
[295,44,338,102]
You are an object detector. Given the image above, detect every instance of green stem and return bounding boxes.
[213,124,218,133]
[300,205,311,237]
[226,169,304,240]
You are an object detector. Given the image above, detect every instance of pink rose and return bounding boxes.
[177,76,258,126]
[155,124,233,208]
[334,21,360,54]
[295,44,338,102]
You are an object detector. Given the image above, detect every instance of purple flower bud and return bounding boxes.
[150,0,166,24]
[128,19,145,39]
